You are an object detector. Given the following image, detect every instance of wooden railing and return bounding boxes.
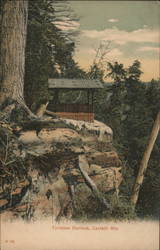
[48,103,94,122]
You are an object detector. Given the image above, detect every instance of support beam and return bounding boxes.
[87,90,90,105]
[53,90,59,112]
[91,90,94,113]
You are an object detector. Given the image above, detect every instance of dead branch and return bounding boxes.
[131,112,160,206]
[78,155,111,210]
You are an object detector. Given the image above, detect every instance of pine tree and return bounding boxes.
[94,59,160,217]
[24,0,85,109]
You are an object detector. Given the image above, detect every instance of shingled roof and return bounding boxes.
[48,78,103,89]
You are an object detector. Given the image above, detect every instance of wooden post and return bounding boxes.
[131,112,160,206]
[87,90,90,105]
[92,90,94,113]
[53,90,59,112]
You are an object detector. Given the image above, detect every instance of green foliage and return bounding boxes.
[24,0,86,109]
[0,126,28,189]
[73,192,136,221]
[94,60,160,218]
[106,61,126,83]
[22,0,160,219]
[127,60,143,81]
[108,194,136,220]
[88,64,105,82]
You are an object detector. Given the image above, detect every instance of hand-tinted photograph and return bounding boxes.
[0,1,159,250]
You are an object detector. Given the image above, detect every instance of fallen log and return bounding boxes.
[78,155,111,210]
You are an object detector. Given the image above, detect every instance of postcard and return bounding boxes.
[0,1,159,250]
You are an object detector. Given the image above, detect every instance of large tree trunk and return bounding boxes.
[0,0,28,104]
[131,112,160,206]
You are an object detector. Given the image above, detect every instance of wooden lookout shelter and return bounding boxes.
[48,78,103,122]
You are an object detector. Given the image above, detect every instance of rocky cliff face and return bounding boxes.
[0,118,123,221]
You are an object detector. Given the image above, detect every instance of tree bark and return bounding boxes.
[0,0,28,104]
[36,102,49,117]
[131,112,160,206]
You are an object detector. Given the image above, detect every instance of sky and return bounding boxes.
[57,1,160,82]
[65,0,160,81]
